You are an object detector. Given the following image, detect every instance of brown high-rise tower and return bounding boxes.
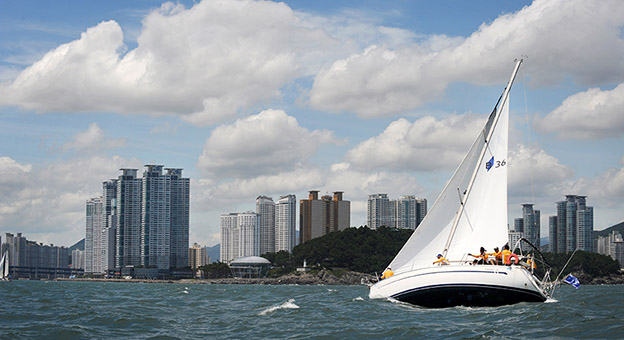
[299,190,350,244]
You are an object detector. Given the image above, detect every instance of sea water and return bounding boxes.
[1,280,623,339]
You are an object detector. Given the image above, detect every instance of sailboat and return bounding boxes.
[0,250,9,281]
[369,59,550,308]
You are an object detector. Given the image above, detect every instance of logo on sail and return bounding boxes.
[486,156,494,171]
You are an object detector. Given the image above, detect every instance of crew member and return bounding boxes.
[433,254,449,265]
[502,244,513,265]
[488,247,502,265]
[380,267,394,280]
[469,247,488,265]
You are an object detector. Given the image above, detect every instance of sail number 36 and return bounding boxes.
[485,159,506,170]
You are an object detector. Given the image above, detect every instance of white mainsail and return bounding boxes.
[0,251,7,280]
[387,60,520,274]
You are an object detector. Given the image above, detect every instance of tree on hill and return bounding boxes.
[290,226,412,274]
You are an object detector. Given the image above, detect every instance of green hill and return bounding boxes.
[261,226,412,275]
[594,221,624,239]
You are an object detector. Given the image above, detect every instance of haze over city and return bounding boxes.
[1,0,623,248]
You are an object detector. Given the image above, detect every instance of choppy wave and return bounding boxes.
[258,298,300,316]
[1,281,621,339]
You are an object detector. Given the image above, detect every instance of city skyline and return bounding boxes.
[1,0,624,248]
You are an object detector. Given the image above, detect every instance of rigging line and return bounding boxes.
[522,66,536,204]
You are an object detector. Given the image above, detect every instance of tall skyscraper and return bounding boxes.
[220,212,260,263]
[167,168,190,269]
[256,195,275,255]
[551,195,593,253]
[275,194,296,253]
[509,204,540,250]
[522,204,540,248]
[102,180,117,272]
[300,191,350,244]
[115,169,142,268]
[548,216,557,253]
[142,165,171,269]
[85,197,105,273]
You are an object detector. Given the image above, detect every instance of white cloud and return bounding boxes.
[346,114,486,172]
[507,144,574,200]
[0,0,348,125]
[310,0,624,117]
[571,157,624,208]
[197,109,337,178]
[62,123,126,153]
[0,156,142,246]
[535,83,624,140]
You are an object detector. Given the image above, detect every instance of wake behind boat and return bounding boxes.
[369,59,550,308]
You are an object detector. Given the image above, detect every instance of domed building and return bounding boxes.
[229,256,271,278]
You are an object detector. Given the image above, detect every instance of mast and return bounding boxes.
[442,59,523,258]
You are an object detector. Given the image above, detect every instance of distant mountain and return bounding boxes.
[594,221,624,239]
[69,238,84,251]
[206,244,220,263]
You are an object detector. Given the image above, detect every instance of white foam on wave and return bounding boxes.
[545,297,558,303]
[258,298,299,316]
[352,296,364,301]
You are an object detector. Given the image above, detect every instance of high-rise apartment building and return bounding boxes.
[168,168,190,268]
[95,166,189,271]
[102,180,117,272]
[367,194,393,229]
[522,204,540,248]
[189,243,209,270]
[115,169,142,268]
[142,165,171,269]
[85,197,105,273]
[86,180,119,274]
[509,204,540,250]
[256,196,275,255]
[550,195,593,253]
[220,212,260,263]
[300,191,350,244]
[275,194,297,253]
[72,249,85,270]
[548,216,557,253]
[396,196,427,230]
[1,233,71,279]
[367,194,427,230]
[596,231,624,266]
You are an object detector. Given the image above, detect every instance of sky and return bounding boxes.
[1,0,623,248]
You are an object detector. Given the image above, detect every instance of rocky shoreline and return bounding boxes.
[55,269,624,286]
[56,269,376,286]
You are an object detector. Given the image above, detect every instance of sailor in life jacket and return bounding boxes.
[433,253,449,265]
[380,267,394,280]
[501,244,519,265]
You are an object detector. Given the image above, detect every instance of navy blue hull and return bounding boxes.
[393,284,546,308]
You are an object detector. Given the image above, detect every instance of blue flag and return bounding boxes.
[564,274,580,289]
